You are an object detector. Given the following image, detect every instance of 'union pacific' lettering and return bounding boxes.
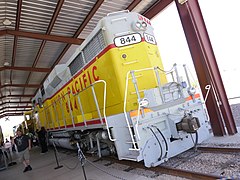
[73,65,99,92]
[52,65,99,113]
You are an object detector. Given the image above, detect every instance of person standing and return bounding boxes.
[38,127,48,153]
[12,129,32,172]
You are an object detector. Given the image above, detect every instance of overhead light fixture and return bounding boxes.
[178,0,188,4]
[4,62,10,66]
[2,19,12,26]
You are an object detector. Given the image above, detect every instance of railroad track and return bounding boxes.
[97,146,240,179]
[100,156,222,180]
[57,146,240,179]
[197,146,240,153]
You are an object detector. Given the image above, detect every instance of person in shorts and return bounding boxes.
[12,129,32,172]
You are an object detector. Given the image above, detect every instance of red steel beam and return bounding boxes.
[175,0,237,135]
[4,30,83,45]
[0,95,34,100]
[0,106,32,111]
[0,84,40,88]
[0,109,31,114]
[0,101,31,106]
[143,0,173,19]
[10,0,23,83]
[0,30,5,36]
[0,66,51,72]
[127,0,142,11]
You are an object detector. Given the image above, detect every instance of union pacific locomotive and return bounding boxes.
[31,11,210,167]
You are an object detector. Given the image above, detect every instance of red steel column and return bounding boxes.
[175,0,237,135]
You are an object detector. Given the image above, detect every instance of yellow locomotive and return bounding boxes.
[32,11,210,167]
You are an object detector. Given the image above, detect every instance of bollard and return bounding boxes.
[77,142,87,180]
[52,141,63,170]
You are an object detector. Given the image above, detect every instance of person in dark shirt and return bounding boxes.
[37,127,48,153]
[12,129,32,172]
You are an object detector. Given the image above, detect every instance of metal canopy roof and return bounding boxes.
[0,0,173,118]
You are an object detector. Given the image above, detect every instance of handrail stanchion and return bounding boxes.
[76,94,87,127]
[60,99,67,128]
[53,102,60,129]
[130,71,141,102]
[67,95,75,128]
[73,80,115,141]
[100,80,115,141]
[49,105,55,129]
[174,64,184,98]
[154,67,165,103]
[43,108,48,129]
[130,70,142,141]
[91,85,103,124]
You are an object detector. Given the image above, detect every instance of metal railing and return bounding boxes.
[40,80,115,142]
[123,65,182,150]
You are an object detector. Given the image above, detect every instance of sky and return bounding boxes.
[0,116,24,140]
[1,0,240,138]
[151,0,240,104]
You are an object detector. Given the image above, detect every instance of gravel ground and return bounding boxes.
[161,149,240,179]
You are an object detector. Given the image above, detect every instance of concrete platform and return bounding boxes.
[0,147,150,180]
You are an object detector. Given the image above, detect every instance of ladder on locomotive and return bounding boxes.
[123,64,185,151]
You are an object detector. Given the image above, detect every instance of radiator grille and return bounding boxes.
[69,30,105,76]
[69,53,85,76]
[83,30,105,63]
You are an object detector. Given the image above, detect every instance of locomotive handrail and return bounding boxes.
[124,70,140,150]
[40,80,116,141]
[52,102,60,129]
[124,66,178,150]
[124,67,155,150]
[73,80,116,142]
[67,95,75,128]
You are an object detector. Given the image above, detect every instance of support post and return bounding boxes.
[175,0,237,135]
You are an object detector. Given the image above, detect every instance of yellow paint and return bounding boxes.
[37,41,167,129]
[77,113,93,123]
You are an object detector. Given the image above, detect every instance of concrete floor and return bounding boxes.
[1,128,240,180]
[0,147,150,180]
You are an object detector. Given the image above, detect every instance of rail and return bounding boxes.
[100,156,222,180]
[197,146,240,153]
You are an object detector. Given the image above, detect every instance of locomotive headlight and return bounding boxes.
[141,21,147,29]
[132,21,147,31]
[135,21,142,29]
